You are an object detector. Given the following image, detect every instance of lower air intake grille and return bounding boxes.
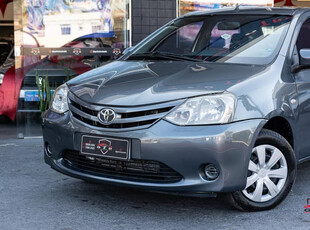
[62,150,183,183]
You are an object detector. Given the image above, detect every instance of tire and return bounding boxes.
[228,129,297,211]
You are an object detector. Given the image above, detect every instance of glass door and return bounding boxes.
[13,0,131,137]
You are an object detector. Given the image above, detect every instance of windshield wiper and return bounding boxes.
[128,51,204,62]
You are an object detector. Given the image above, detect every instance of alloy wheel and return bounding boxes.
[242,144,288,203]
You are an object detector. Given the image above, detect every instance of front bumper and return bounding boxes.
[43,110,266,193]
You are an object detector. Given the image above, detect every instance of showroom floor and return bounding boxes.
[0,137,310,230]
[0,114,43,139]
[0,116,17,139]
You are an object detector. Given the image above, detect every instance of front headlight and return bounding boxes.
[165,93,236,125]
[50,84,69,114]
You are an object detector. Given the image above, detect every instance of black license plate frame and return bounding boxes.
[80,135,130,160]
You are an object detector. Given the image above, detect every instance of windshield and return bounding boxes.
[127,14,292,65]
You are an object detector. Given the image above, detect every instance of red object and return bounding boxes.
[0,60,46,120]
[0,0,13,16]
[304,198,310,213]
[0,60,91,121]
[274,0,295,6]
[304,204,310,213]
[0,32,91,121]
[0,66,21,120]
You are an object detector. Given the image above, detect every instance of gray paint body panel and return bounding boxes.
[43,111,265,192]
[43,7,310,193]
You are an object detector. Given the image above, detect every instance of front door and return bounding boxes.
[294,17,310,160]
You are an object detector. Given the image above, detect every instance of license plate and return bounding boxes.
[81,135,130,160]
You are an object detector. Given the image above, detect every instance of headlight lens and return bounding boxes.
[165,93,236,125]
[50,84,69,114]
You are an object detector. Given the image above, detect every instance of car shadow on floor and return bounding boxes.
[49,160,310,216]
[50,176,236,214]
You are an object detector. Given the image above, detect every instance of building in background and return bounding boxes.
[178,0,273,15]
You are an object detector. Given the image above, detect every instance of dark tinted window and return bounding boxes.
[296,18,310,51]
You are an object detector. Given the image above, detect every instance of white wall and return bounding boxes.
[41,12,102,47]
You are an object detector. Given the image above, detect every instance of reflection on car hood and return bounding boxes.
[67,60,266,106]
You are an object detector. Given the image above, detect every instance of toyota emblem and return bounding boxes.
[98,108,116,125]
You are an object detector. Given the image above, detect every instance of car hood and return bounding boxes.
[67,60,266,106]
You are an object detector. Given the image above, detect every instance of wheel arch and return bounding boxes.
[261,116,294,150]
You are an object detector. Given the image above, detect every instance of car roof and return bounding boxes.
[182,7,310,17]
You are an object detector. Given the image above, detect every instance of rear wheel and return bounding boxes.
[228,129,296,211]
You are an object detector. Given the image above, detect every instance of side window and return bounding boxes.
[296,19,310,52]
[155,21,203,54]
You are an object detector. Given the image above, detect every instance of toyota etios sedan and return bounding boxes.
[43,7,310,211]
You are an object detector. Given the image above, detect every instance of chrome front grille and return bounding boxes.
[68,93,183,131]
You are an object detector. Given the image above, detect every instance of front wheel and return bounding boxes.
[228,129,297,211]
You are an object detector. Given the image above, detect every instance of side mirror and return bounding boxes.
[291,49,310,73]
[300,49,310,66]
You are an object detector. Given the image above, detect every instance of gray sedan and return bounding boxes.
[43,7,310,211]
